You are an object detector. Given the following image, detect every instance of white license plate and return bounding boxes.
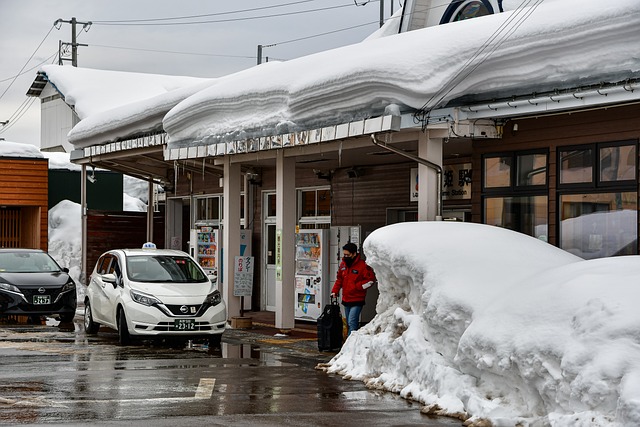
[33,295,51,305]
[173,319,195,331]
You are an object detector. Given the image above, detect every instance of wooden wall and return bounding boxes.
[85,209,165,285]
[0,158,48,250]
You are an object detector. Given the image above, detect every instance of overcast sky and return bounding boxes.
[0,0,391,147]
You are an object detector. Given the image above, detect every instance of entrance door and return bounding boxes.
[264,223,277,311]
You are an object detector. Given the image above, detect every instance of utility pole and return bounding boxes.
[257,44,263,65]
[55,17,91,67]
[380,0,384,27]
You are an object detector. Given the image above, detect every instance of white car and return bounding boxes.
[84,247,226,346]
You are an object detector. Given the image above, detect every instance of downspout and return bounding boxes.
[371,133,443,219]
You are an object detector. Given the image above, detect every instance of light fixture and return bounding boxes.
[346,167,362,179]
[87,166,97,184]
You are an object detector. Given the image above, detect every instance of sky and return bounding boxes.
[0,0,388,146]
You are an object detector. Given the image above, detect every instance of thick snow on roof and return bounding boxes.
[41,65,215,147]
[0,140,43,158]
[326,222,640,426]
[164,0,640,147]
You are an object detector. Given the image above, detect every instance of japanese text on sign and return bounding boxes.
[233,256,254,297]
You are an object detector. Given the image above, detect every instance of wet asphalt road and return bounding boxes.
[0,317,462,427]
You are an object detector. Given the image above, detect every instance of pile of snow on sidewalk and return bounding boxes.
[326,222,640,426]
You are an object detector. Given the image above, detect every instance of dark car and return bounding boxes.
[0,249,77,322]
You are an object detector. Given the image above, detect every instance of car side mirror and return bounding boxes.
[102,273,117,284]
[62,267,69,273]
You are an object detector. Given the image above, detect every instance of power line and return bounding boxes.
[414,0,545,126]
[91,3,360,26]
[90,44,256,60]
[91,0,320,23]
[0,52,58,84]
[265,20,378,46]
[0,25,55,103]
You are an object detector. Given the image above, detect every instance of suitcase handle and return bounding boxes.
[331,295,339,305]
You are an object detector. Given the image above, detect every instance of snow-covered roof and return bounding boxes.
[43,0,640,151]
[162,0,640,147]
[39,65,215,148]
[0,140,44,158]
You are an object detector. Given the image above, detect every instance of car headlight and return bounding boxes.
[0,282,23,295]
[60,280,76,293]
[130,290,162,306]
[204,290,222,306]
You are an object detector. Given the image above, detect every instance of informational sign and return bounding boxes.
[233,256,254,297]
[275,228,282,281]
[411,163,472,201]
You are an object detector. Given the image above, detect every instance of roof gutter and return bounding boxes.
[371,133,442,219]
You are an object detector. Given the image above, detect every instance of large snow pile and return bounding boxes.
[326,222,640,426]
[48,201,83,297]
[163,0,640,147]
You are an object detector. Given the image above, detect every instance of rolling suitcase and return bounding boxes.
[317,296,343,351]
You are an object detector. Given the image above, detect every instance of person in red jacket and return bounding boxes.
[331,242,376,336]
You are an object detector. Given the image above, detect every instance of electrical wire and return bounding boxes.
[91,3,361,26]
[0,25,55,103]
[413,0,545,127]
[92,0,320,23]
[263,20,378,46]
[0,52,58,84]
[90,44,257,59]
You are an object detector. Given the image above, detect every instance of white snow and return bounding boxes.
[47,200,83,295]
[326,221,640,426]
[0,140,43,158]
[40,65,215,147]
[161,0,640,147]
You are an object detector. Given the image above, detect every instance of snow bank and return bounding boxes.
[164,0,640,147]
[326,222,640,426]
[48,200,83,299]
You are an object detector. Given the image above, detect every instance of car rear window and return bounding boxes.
[0,252,61,273]
[126,255,207,283]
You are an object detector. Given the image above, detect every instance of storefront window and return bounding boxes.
[195,196,220,222]
[600,144,636,182]
[559,192,637,259]
[266,193,276,218]
[559,148,593,184]
[558,141,637,259]
[484,156,511,188]
[484,196,548,240]
[299,188,331,218]
[517,153,547,186]
[482,150,548,239]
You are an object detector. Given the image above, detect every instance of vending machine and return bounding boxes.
[294,229,330,321]
[189,226,219,280]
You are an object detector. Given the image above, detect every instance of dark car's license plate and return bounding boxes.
[174,319,195,330]
[33,295,51,305]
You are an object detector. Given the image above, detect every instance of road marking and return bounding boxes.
[194,378,216,399]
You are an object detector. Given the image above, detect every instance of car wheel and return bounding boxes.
[60,312,75,323]
[117,308,131,345]
[208,334,222,348]
[84,302,100,334]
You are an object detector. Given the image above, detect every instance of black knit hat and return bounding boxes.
[342,242,358,254]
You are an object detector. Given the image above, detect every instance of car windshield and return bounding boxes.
[126,255,207,283]
[0,252,61,273]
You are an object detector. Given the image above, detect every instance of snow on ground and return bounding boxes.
[326,222,640,426]
[162,0,640,147]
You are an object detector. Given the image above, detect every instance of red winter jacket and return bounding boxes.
[331,254,376,305]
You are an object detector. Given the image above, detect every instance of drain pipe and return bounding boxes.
[371,133,443,220]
